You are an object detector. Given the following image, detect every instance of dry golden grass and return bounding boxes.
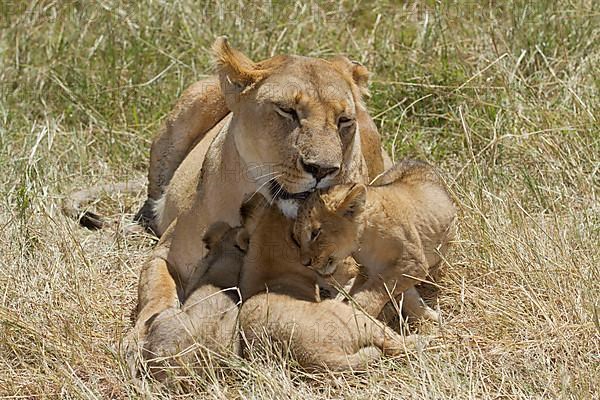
[0,1,598,398]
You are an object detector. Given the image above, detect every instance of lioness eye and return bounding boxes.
[310,228,321,241]
[338,116,355,130]
[275,105,298,121]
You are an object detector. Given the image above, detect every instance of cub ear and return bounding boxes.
[212,36,264,108]
[235,228,250,252]
[239,194,267,234]
[336,184,367,220]
[291,191,319,243]
[202,221,232,250]
[329,56,370,98]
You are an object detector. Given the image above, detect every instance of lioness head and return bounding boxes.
[213,37,370,217]
[293,184,367,276]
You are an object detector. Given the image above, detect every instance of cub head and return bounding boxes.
[292,184,367,276]
[196,221,249,291]
[213,37,370,217]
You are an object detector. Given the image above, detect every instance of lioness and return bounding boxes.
[237,196,421,371]
[135,221,245,380]
[137,40,387,236]
[128,37,389,348]
[293,160,456,319]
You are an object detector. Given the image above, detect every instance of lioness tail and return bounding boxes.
[62,180,146,230]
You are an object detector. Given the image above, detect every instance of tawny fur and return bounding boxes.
[131,222,245,381]
[240,293,421,372]
[138,38,386,236]
[125,37,391,354]
[237,195,422,371]
[294,160,457,320]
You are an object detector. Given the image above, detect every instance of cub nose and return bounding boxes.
[300,160,340,181]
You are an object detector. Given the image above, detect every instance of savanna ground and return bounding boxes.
[1,1,599,398]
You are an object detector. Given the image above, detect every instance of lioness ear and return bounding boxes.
[203,221,232,250]
[213,36,264,108]
[329,56,371,98]
[336,184,367,220]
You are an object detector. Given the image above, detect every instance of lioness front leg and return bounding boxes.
[123,256,179,376]
[123,224,181,375]
[140,288,241,381]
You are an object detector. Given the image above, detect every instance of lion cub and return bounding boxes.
[293,160,456,320]
[141,221,245,380]
[238,196,422,371]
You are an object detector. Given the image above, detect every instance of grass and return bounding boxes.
[0,0,598,398]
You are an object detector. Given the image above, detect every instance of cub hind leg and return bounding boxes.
[400,286,440,322]
[349,263,429,318]
[349,307,422,357]
[316,346,382,371]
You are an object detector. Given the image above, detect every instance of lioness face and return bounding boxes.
[293,184,367,276]
[214,38,369,217]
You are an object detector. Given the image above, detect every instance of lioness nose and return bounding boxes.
[301,160,340,181]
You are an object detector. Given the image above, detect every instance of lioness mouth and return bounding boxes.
[269,180,312,201]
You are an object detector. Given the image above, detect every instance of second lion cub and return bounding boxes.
[293,160,456,320]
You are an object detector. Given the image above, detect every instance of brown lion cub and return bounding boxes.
[293,160,456,320]
[238,196,423,371]
[139,221,245,380]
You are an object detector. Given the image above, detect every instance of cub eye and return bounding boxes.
[310,228,321,242]
[275,105,298,121]
[338,116,355,130]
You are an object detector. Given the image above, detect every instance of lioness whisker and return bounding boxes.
[248,174,282,201]
[269,180,285,205]
[253,170,280,181]
[245,163,280,173]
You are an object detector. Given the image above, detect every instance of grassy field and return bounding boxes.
[1,0,599,398]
